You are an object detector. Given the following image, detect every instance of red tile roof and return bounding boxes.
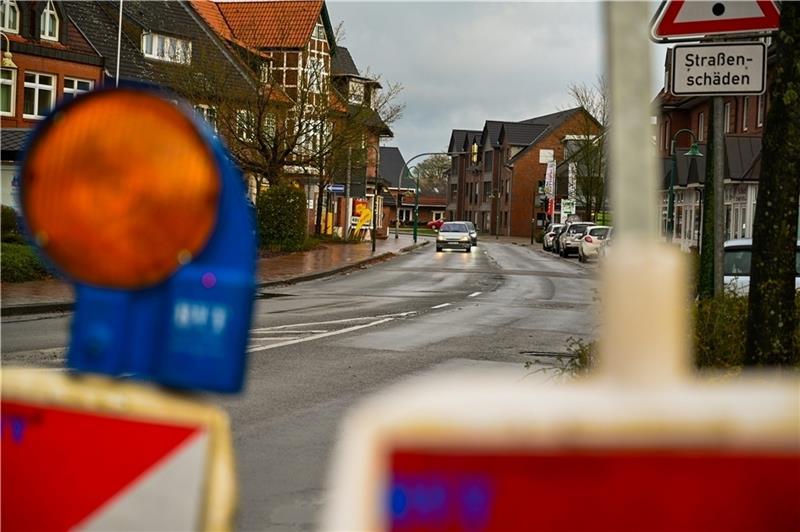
[216,1,324,49]
[190,0,235,42]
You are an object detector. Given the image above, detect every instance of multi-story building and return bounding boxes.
[446,107,601,238]
[654,50,770,251]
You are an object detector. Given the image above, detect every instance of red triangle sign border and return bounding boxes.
[652,0,781,40]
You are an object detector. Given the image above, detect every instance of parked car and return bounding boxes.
[543,223,563,252]
[551,224,570,254]
[427,219,445,230]
[578,225,612,262]
[597,227,614,260]
[436,222,473,253]
[558,222,593,257]
[724,238,800,294]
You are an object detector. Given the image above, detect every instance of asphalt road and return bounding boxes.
[1,240,598,531]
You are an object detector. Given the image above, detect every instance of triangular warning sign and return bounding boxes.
[652,0,781,40]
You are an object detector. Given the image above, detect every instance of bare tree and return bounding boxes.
[565,76,608,222]
[414,153,451,191]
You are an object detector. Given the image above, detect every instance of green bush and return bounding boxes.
[1,243,50,282]
[256,183,308,251]
[560,292,800,374]
[2,204,21,242]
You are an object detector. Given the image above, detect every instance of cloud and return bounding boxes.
[328,2,665,159]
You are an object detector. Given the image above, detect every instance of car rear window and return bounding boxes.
[725,248,800,276]
[589,227,609,237]
[441,223,468,232]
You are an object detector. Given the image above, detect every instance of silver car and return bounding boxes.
[724,239,800,294]
[436,222,473,253]
[558,222,593,257]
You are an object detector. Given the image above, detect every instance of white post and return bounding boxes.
[115,0,123,87]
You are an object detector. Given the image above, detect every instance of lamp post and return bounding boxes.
[668,129,703,243]
[395,151,465,239]
[1,31,18,69]
[363,144,381,252]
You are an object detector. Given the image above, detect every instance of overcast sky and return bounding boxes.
[327,2,667,160]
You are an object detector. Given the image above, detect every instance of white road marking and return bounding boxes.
[467,291,482,298]
[252,330,328,335]
[431,303,451,309]
[248,336,301,342]
[247,317,396,353]
[252,311,415,332]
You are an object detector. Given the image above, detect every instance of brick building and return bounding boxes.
[446,107,601,238]
[654,46,774,251]
[1,0,104,207]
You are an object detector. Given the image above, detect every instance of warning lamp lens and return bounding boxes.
[21,89,220,289]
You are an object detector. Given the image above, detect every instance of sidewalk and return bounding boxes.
[1,235,428,316]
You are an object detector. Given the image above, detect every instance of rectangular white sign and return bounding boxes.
[671,42,766,96]
[539,149,554,164]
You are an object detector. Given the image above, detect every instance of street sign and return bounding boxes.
[326,184,345,193]
[651,0,781,42]
[671,42,766,96]
[2,368,236,531]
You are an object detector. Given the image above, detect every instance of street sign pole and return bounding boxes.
[713,96,725,295]
[345,147,352,239]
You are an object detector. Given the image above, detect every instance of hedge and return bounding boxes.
[1,243,50,282]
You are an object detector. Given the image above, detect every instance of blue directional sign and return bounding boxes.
[18,87,256,393]
[326,184,346,193]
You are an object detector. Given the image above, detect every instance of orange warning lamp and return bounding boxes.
[22,89,220,289]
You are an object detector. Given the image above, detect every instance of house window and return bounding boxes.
[236,109,254,141]
[305,55,322,93]
[263,113,277,141]
[142,32,192,65]
[63,78,93,103]
[259,62,270,83]
[742,96,749,131]
[349,80,364,105]
[757,94,764,127]
[483,152,493,172]
[40,0,58,41]
[1,0,19,33]
[698,112,704,142]
[432,211,444,221]
[724,102,731,133]
[23,72,54,119]
[398,208,412,222]
[664,119,670,150]
[194,104,217,132]
[370,86,380,109]
[1,68,15,116]
[312,22,325,41]
[483,181,492,201]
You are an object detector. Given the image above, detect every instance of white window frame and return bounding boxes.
[40,0,59,41]
[236,109,254,142]
[23,72,54,119]
[697,112,704,142]
[194,104,217,132]
[432,211,445,221]
[312,22,325,41]
[742,96,749,131]
[724,102,731,133]
[398,208,412,222]
[757,94,764,127]
[348,80,364,105]
[63,77,93,102]
[141,32,192,65]
[1,0,19,33]
[259,62,270,84]
[1,67,15,117]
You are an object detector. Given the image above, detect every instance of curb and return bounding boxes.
[257,240,429,288]
[1,241,431,316]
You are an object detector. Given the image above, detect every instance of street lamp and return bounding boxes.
[365,144,381,253]
[1,32,17,69]
[668,128,703,243]
[395,151,465,240]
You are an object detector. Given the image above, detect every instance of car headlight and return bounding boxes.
[460,236,470,242]
[437,235,445,241]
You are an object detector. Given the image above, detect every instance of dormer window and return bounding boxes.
[40,0,58,41]
[142,32,192,65]
[348,80,364,105]
[1,0,19,33]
